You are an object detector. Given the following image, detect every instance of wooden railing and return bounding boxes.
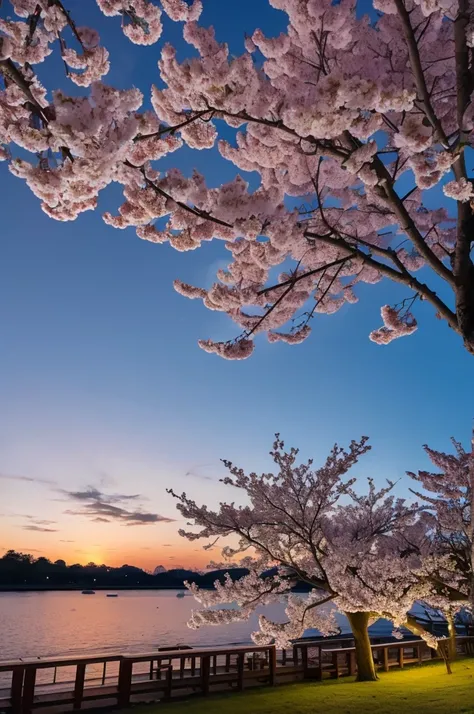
[0,636,473,713]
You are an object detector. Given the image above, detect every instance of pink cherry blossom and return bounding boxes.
[443,178,474,202]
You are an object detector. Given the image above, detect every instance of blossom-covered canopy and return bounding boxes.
[2,0,474,356]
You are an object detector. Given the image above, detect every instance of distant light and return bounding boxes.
[46,577,49,580]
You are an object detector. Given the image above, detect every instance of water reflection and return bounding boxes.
[0,590,392,661]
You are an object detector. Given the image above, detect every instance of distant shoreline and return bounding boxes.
[0,585,188,592]
[0,584,311,593]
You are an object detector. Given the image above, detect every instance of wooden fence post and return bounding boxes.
[237,653,245,691]
[382,647,389,672]
[164,666,172,698]
[10,665,24,714]
[301,645,309,679]
[73,663,86,710]
[348,651,356,676]
[117,659,133,708]
[269,647,277,686]
[201,656,211,696]
[398,647,404,669]
[21,667,36,714]
[316,646,323,682]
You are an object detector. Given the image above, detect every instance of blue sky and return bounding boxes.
[0,0,472,569]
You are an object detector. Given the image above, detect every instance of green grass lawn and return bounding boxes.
[136,660,474,714]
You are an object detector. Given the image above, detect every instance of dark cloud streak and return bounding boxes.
[62,485,174,526]
[0,472,56,486]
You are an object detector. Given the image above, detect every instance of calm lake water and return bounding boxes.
[0,590,394,661]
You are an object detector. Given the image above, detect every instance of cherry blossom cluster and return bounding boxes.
[0,1,199,219]
[370,305,418,345]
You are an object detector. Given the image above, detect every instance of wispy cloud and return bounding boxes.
[184,464,214,481]
[60,539,75,543]
[61,487,141,503]
[0,472,56,486]
[21,516,57,526]
[22,525,58,533]
[62,485,174,526]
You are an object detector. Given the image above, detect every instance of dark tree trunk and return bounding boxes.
[345,611,378,682]
[446,612,457,662]
[454,253,474,355]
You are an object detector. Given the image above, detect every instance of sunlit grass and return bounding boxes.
[137,659,474,714]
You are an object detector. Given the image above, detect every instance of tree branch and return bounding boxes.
[394,0,449,147]
[303,230,459,331]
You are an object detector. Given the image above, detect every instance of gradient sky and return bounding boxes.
[1,0,473,572]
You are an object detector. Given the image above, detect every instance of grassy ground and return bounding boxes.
[133,660,474,714]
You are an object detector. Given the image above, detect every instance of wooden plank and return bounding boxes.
[0,654,123,671]
[22,667,36,714]
[10,665,24,714]
[120,644,272,662]
[73,662,86,710]
[383,647,389,672]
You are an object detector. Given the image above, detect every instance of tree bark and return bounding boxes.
[404,614,452,675]
[345,612,378,682]
[446,611,457,662]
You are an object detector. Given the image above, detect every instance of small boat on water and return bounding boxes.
[176,592,185,598]
[106,593,118,598]
[81,590,96,595]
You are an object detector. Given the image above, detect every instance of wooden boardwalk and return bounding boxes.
[0,636,473,713]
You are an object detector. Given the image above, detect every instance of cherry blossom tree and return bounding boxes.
[408,431,474,658]
[169,434,449,681]
[2,0,474,358]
